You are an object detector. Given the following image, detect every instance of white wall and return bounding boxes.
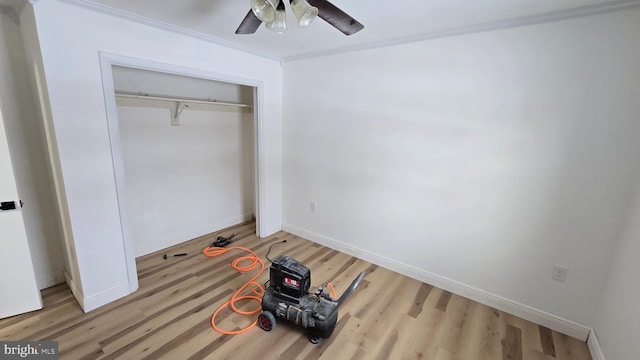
[113,67,255,256]
[0,12,64,289]
[592,180,640,360]
[282,7,640,333]
[21,0,282,311]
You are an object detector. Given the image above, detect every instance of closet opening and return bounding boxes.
[100,54,265,292]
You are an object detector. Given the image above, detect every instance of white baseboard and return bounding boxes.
[282,223,591,341]
[134,212,253,257]
[65,271,131,312]
[81,282,131,313]
[36,269,65,289]
[587,330,606,360]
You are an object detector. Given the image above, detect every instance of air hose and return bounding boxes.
[203,245,265,335]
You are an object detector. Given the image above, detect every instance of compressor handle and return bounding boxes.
[328,271,365,320]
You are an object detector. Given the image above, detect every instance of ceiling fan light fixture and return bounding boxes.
[289,0,318,28]
[250,0,278,23]
[266,8,287,33]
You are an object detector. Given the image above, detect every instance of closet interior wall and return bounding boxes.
[112,66,255,257]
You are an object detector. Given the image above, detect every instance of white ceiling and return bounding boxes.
[3,0,640,60]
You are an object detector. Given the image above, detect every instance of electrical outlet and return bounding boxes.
[551,265,569,282]
[310,201,316,212]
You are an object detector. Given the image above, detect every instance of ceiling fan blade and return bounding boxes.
[235,9,262,34]
[308,0,364,36]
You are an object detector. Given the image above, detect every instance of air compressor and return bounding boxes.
[257,255,365,343]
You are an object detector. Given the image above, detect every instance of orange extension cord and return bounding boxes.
[203,245,339,335]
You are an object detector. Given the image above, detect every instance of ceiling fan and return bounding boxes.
[236,0,364,36]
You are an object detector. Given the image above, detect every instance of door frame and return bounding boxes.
[98,52,266,292]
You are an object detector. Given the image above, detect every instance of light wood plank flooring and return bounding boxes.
[0,222,592,359]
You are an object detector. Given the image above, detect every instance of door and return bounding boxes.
[0,106,42,319]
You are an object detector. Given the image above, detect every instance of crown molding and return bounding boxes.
[283,0,640,62]
[54,0,640,62]
[56,0,280,62]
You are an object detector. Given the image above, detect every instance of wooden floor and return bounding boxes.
[0,222,592,360]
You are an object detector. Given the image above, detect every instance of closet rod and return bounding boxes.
[114,92,252,108]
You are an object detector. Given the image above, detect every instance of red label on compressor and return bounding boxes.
[284,277,300,288]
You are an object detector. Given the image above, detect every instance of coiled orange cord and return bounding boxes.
[203,246,265,335]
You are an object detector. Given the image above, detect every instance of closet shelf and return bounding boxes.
[114,92,253,126]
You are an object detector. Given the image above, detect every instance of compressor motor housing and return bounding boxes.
[259,255,341,339]
[268,255,311,302]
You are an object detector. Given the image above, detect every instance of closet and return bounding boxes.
[112,66,255,257]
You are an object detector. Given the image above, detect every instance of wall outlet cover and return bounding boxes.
[552,265,569,282]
